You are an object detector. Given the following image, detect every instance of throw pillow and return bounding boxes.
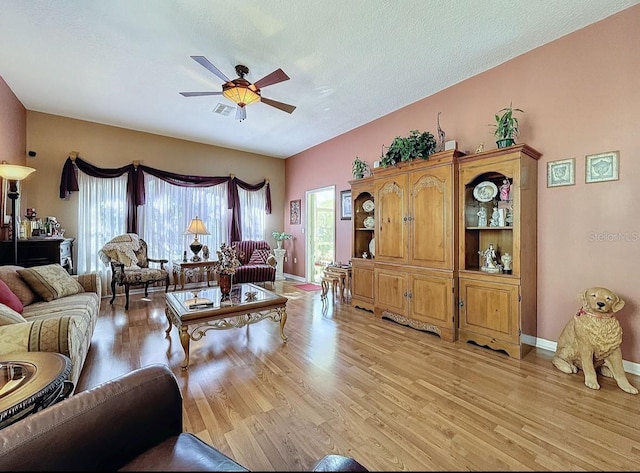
[0,279,24,314]
[0,265,38,306]
[17,264,85,302]
[248,249,270,265]
[0,302,27,326]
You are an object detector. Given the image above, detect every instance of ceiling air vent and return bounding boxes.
[212,103,235,116]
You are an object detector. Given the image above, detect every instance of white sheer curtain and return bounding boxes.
[137,175,229,266]
[77,172,128,292]
[238,186,266,241]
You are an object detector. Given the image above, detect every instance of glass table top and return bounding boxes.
[167,283,282,314]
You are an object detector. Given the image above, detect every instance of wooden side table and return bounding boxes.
[172,260,217,290]
[0,352,72,429]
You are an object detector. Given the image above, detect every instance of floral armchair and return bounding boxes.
[99,233,169,310]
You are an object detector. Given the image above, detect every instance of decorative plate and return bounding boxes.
[369,238,375,257]
[363,216,375,229]
[473,181,498,202]
[362,199,375,212]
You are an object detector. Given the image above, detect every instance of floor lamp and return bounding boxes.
[0,163,36,265]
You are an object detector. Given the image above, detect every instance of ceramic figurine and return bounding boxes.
[489,206,500,227]
[501,253,512,273]
[499,179,511,201]
[477,206,487,227]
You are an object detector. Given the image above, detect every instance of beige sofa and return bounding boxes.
[0,265,101,387]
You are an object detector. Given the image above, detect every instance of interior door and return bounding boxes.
[305,186,335,282]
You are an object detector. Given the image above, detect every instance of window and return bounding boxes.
[138,175,229,262]
[77,172,128,289]
[238,186,266,241]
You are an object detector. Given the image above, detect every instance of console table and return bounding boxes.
[0,237,75,274]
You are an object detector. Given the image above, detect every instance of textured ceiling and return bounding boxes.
[0,0,637,159]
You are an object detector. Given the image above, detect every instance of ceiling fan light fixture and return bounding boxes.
[222,80,261,108]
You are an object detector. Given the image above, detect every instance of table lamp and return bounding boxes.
[0,162,36,265]
[184,216,210,262]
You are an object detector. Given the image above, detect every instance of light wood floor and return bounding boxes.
[77,280,640,471]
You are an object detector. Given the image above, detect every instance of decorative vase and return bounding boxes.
[276,240,283,249]
[218,273,232,298]
[496,138,515,149]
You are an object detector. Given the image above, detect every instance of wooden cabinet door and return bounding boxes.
[374,266,408,317]
[410,164,454,269]
[458,278,520,344]
[375,174,408,264]
[352,260,374,301]
[409,272,455,341]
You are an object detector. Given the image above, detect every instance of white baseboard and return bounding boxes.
[283,272,305,282]
[524,334,640,377]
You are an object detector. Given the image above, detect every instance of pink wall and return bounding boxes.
[0,76,26,165]
[284,6,640,361]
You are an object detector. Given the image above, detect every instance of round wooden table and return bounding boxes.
[0,352,72,428]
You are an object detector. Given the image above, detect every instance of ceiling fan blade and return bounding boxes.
[261,97,296,114]
[190,56,231,83]
[253,69,290,89]
[179,91,224,97]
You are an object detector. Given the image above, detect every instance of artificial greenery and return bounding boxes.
[490,102,524,142]
[352,156,370,179]
[272,231,292,241]
[380,129,436,168]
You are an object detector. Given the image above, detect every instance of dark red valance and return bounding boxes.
[59,156,271,240]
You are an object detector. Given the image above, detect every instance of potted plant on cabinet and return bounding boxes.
[490,103,524,148]
[352,156,370,179]
[380,129,436,168]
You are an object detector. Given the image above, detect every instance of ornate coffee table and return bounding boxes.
[165,283,288,369]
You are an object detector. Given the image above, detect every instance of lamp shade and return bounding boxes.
[184,217,210,236]
[0,163,36,181]
[222,80,261,107]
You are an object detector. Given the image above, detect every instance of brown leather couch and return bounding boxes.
[0,364,368,472]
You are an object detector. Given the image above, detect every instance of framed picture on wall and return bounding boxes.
[547,158,575,187]
[340,190,352,220]
[290,199,301,225]
[585,151,619,183]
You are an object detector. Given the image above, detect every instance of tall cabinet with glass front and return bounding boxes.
[457,144,541,358]
[350,176,375,311]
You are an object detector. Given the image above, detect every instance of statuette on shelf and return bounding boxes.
[501,253,512,274]
[489,206,500,227]
[479,243,500,273]
[476,206,487,227]
[499,179,512,201]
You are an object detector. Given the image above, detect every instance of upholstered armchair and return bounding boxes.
[0,364,369,471]
[99,233,170,310]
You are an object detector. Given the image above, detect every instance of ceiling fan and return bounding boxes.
[180,56,296,121]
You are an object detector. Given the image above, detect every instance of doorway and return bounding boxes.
[305,186,335,283]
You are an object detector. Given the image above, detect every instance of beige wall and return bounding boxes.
[0,77,27,240]
[23,111,286,246]
[285,6,640,362]
[0,77,26,166]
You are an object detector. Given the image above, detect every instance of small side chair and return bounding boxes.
[105,237,170,309]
